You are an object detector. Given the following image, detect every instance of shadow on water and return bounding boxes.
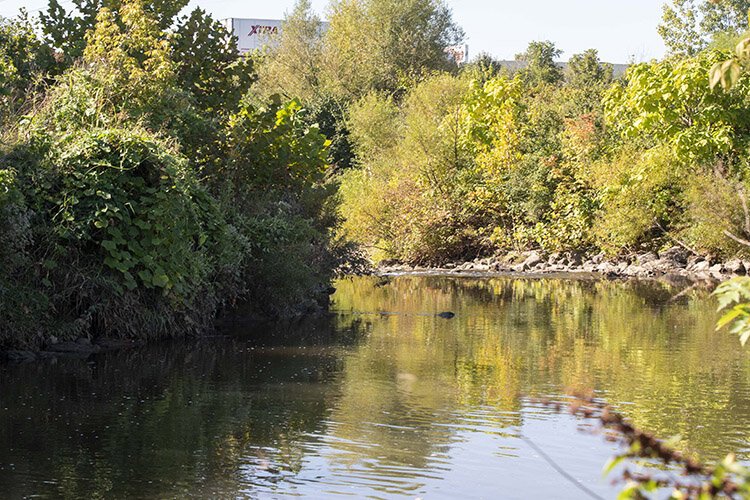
[0,275,748,498]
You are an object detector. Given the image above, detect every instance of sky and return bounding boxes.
[1,0,667,63]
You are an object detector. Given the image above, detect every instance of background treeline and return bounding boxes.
[254,0,750,266]
[0,0,353,349]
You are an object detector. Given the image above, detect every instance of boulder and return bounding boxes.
[637,252,659,264]
[690,260,710,272]
[709,264,724,274]
[725,259,746,276]
[659,246,689,266]
[523,251,544,269]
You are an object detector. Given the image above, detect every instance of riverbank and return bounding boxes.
[0,289,336,363]
[378,246,744,283]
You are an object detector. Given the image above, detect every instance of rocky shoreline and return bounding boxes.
[379,246,748,283]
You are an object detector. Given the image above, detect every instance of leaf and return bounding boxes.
[101,240,118,253]
[603,455,625,476]
[710,62,723,89]
[152,273,169,288]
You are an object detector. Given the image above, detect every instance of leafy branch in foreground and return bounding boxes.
[539,394,750,499]
[714,277,750,345]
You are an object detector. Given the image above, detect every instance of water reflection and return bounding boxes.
[0,275,747,498]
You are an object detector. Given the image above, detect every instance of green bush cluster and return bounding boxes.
[0,0,340,349]
[338,42,750,264]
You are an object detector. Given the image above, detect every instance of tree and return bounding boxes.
[254,0,325,103]
[566,49,613,88]
[515,40,563,86]
[40,0,188,61]
[324,0,464,99]
[171,8,255,115]
[0,14,58,119]
[658,0,750,56]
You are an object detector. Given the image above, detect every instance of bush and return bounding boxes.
[591,146,684,254]
[683,170,750,257]
[0,127,245,347]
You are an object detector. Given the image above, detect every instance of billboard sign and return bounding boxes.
[223,18,283,53]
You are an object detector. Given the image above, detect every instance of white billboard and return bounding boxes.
[223,18,283,53]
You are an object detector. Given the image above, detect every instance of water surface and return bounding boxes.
[1,275,748,499]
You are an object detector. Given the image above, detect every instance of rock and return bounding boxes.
[637,252,659,264]
[444,263,457,269]
[512,263,528,272]
[48,335,59,345]
[690,260,710,272]
[624,264,644,277]
[596,262,617,274]
[437,312,456,319]
[592,253,605,264]
[725,259,746,276]
[523,251,543,269]
[709,264,724,274]
[642,258,675,273]
[659,246,688,266]
[547,253,561,265]
[568,252,584,267]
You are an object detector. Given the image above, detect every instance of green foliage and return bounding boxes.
[40,0,188,61]
[659,0,750,56]
[591,147,683,254]
[226,95,329,194]
[0,0,341,348]
[0,14,58,120]
[325,0,464,99]
[515,40,563,86]
[605,51,750,164]
[171,8,255,115]
[715,277,750,345]
[566,49,613,88]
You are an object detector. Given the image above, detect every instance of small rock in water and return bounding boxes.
[437,311,456,319]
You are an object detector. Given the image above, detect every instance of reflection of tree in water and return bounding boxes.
[2,276,750,498]
[332,276,750,463]
[0,318,351,499]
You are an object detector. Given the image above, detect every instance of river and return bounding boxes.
[0,275,747,498]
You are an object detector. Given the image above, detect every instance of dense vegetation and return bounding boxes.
[0,0,347,349]
[336,44,750,265]
[4,0,750,343]
[253,0,747,267]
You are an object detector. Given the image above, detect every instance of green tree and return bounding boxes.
[515,40,563,86]
[171,8,255,115]
[255,0,325,103]
[566,49,613,88]
[0,14,58,120]
[324,0,464,99]
[40,0,187,61]
[659,0,750,56]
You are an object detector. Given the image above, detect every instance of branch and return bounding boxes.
[738,187,750,236]
[723,230,750,248]
[653,220,700,256]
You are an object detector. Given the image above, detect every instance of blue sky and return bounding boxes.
[1,0,667,63]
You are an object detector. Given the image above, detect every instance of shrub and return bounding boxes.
[591,146,684,254]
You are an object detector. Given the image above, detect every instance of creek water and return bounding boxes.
[1,275,748,499]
